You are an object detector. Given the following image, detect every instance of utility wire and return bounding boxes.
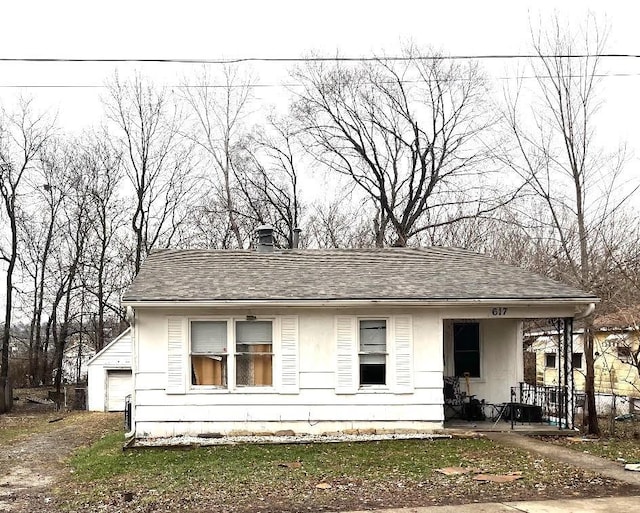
[1,53,640,64]
[1,73,639,89]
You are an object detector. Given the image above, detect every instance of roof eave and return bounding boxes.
[122,297,599,309]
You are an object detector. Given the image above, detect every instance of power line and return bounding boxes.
[1,73,639,90]
[1,53,640,64]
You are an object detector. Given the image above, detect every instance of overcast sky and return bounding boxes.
[0,0,638,315]
[1,0,639,139]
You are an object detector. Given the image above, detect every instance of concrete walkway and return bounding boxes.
[342,496,640,512]
[484,431,640,486]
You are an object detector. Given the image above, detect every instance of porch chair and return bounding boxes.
[443,376,466,420]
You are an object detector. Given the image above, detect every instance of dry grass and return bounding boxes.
[59,434,637,512]
[542,418,640,464]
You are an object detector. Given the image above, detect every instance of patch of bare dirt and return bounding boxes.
[0,405,122,512]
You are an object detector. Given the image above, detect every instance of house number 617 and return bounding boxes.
[491,307,508,316]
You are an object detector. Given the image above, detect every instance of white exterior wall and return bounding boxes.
[87,329,132,411]
[131,304,577,438]
[443,318,524,404]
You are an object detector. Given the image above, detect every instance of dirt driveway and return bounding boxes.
[0,404,122,512]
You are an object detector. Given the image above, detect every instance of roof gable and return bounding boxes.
[87,327,132,366]
[122,247,596,304]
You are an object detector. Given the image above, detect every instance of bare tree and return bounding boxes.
[292,48,511,247]
[501,16,637,434]
[306,194,377,249]
[50,152,92,400]
[104,72,195,274]
[234,114,304,248]
[181,66,255,248]
[19,137,69,384]
[80,130,127,350]
[0,99,53,407]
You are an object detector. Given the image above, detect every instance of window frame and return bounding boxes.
[452,321,481,379]
[189,318,231,389]
[545,352,557,369]
[188,316,276,392]
[234,319,275,388]
[357,317,389,388]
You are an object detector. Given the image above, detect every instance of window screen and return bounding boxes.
[236,321,272,346]
[191,321,227,353]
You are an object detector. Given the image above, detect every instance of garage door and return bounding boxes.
[106,370,132,411]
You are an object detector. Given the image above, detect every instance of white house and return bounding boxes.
[87,328,133,411]
[122,239,597,439]
[61,340,96,384]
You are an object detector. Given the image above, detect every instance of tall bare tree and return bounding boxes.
[502,16,637,434]
[0,99,53,408]
[181,66,255,248]
[104,73,195,274]
[292,48,511,247]
[235,114,303,248]
[19,137,69,384]
[80,131,127,350]
[50,150,92,399]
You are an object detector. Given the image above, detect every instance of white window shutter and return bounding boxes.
[167,317,187,394]
[279,316,299,394]
[393,315,414,394]
[335,316,357,394]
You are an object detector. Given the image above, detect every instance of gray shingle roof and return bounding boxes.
[122,247,597,303]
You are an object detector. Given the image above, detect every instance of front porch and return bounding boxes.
[444,382,576,433]
[442,315,577,430]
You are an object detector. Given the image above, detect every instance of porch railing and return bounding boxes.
[512,382,570,428]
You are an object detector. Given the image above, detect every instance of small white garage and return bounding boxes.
[87,328,132,411]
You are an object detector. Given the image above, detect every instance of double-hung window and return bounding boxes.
[359,319,387,386]
[191,321,228,387]
[235,320,273,387]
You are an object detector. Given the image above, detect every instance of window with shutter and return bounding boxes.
[359,319,387,385]
[191,321,228,387]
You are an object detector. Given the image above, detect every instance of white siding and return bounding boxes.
[87,328,132,411]
[131,305,554,438]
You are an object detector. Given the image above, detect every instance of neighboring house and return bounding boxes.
[61,338,96,384]
[87,328,133,411]
[122,233,597,439]
[526,306,640,414]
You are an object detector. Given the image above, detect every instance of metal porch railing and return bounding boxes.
[512,382,570,428]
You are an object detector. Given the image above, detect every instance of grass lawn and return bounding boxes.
[543,420,640,464]
[0,408,71,444]
[59,434,631,512]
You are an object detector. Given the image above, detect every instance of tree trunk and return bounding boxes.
[582,322,599,435]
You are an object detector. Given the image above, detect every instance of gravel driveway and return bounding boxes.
[0,405,121,512]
